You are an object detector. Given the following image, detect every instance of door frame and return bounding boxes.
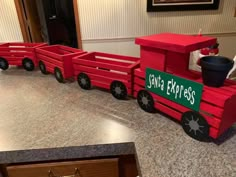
[14,0,83,49]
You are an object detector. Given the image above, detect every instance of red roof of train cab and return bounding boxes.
[135,33,217,53]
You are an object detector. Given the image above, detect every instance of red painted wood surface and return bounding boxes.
[36,45,86,79]
[133,67,236,139]
[140,46,166,71]
[72,52,140,95]
[135,33,217,53]
[220,95,236,136]
[166,51,190,73]
[0,42,47,66]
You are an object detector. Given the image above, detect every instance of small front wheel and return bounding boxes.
[181,111,209,141]
[22,58,34,71]
[137,90,154,113]
[77,73,91,90]
[54,67,64,83]
[0,57,9,70]
[110,81,127,100]
[39,61,48,74]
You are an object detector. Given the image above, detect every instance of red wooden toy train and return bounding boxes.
[0,33,236,142]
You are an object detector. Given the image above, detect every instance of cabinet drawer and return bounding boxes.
[7,158,119,177]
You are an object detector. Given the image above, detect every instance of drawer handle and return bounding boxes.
[48,168,81,177]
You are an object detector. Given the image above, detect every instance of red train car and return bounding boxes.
[73,52,140,99]
[133,33,236,141]
[0,42,46,71]
[36,45,86,83]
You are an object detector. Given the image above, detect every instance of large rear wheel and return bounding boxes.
[181,111,209,141]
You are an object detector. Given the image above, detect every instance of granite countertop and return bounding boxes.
[0,68,236,177]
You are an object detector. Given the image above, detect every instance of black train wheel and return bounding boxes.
[181,111,209,141]
[39,61,48,74]
[137,90,154,113]
[0,57,9,70]
[22,58,34,71]
[54,67,64,83]
[77,73,91,90]
[110,81,127,100]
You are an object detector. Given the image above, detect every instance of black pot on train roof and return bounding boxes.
[200,56,234,87]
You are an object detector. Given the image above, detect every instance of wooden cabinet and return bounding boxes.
[7,158,119,177]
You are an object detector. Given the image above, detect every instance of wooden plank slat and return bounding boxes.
[91,80,110,90]
[94,52,140,62]
[8,61,22,66]
[0,47,34,52]
[73,59,131,73]
[151,93,189,113]
[134,84,144,93]
[203,114,221,129]
[0,51,33,57]
[73,65,131,81]
[154,102,182,121]
[204,85,234,97]
[134,68,145,78]
[134,77,145,87]
[200,102,223,118]
[46,66,54,74]
[58,45,83,54]
[41,59,64,74]
[83,72,131,89]
[37,54,63,68]
[0,56,24,61]
[36,48,62,61]
[95,57,131,66]
[201,89,228,108]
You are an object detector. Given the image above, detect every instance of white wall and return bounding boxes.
[0,0,23,42]
[0,0,235,58]
[78,0,236,39]
[78,0,236,58]
[217,35,236,58]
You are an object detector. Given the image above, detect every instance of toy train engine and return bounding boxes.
[134,33,236,141]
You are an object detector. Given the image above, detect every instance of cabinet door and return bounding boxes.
[7,158,119,177]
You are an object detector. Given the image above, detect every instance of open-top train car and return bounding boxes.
[36,45,86,83]
[0,43,46,71]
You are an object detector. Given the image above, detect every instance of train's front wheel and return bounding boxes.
[137,90,154,113]
[181,111,209,141]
